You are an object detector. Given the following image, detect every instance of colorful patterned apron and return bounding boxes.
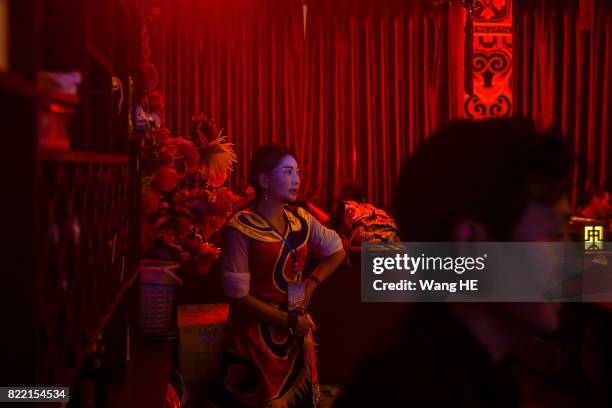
[209,205,319,408]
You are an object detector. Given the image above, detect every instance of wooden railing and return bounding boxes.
[35,152,135,386]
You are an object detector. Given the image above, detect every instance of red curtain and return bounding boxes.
[150,0,461,209]
[301,0,463,209]
[150,0,305,187]
[513,0,612,205]
[149,0,610,210]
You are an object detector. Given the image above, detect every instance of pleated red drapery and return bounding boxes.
[513,0,612,205]
[150,0,305,187]
[149,0,461,209]
[150,0,610,209]
[301,0,463,209]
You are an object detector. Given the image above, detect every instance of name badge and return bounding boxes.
[287,282,306,313]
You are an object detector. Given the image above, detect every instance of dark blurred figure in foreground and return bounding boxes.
[334,119,573,408]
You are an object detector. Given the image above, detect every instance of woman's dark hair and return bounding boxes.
[393,118,573,242]
[248,144,297,196]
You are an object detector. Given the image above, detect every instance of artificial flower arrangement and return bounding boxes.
[139,21,255,274]
[140,114,255,275]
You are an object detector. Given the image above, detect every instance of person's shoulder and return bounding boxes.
[225,208,250,229]
[285,204,309,217]
[285,204,313,225]
[225,208,277,242]
[230,206,258,218]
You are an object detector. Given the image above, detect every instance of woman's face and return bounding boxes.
[260,155,300,203]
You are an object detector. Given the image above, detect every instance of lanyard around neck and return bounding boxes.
[253,208,302,282]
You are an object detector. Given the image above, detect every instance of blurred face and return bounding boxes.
[512,197,571,242]
[259,155,300,203]
[498,197,571,335]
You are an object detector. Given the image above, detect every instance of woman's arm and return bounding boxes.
[232,296,313,336]
[305,248,346,304]
[305,212,347,303]
[231,295,291,327]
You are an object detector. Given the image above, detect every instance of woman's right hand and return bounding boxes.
[293,314,315,337]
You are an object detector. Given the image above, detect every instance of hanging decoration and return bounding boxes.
[464,0,513,119]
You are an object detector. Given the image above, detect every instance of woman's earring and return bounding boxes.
[264,188,270,201]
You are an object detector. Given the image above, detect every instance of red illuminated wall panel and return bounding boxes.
[464,0,513,119]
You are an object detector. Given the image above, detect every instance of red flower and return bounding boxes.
[209,187,235,215]
[142,186,160,215]
[160,143,180,159]
[184,235,203,252]
[151,127,171,145]
[191,114,219,146]
[175,215,193,242]
[156,215,191,246]
[176,138,200,173]
[199,242,221,257]
[199,214,226,241]
[153,167,180,192]
[196,242,221,275]
[142,147,173,173]
[235,186,256,208]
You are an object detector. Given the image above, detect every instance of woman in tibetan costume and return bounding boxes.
[208,145,345,408]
